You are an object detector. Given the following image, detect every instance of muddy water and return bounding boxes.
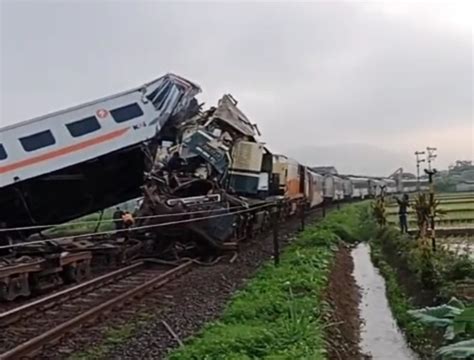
[352,243,418,360]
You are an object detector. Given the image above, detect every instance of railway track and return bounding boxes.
[0,260,193,359]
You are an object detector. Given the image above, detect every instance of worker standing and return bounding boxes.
[395,194,410,234]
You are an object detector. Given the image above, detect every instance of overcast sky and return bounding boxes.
[1,0,472,174]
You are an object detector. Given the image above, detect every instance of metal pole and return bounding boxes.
[273,202,281,266]
[416,162,420,191]
[426,147,437,173]
[424,147,437,252]
[415,151,425,192]
[426,169,437,252]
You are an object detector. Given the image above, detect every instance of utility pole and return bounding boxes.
[415,151,425,192]
[426,147,437,172]
[425,168,438,252]
[425,147,438,252]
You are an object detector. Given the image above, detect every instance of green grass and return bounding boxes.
[166,204,368,360]
[437,192,474,200]
[387,203,474,214]
[65,204,369,360]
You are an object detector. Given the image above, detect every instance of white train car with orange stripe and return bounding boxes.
[0,74,200,188]
[0,74,200,231]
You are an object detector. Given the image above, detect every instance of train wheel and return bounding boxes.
[76,260,91,282]
[0,275,29,301]
[62,263,78,283]
[4,283,16,301]
[0,282,9,301]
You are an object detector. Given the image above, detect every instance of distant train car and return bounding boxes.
[323,174,335,201]
[400,179,429,193]
[369,179,386,197]
[333,176,345,201]
[382,178,397,194]
[349,177,369,199]
[305,169,324,208]
[341,177,353,199]
[401,180,417,193]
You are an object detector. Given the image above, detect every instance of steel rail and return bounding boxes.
[0,260,193,360]
[0,261,144,327]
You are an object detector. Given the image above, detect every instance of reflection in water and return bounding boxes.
[352,243,418,360]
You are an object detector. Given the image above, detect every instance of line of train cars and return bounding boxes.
[0,73,406,301]
[233,152,400,214]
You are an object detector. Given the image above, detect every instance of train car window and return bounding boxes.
[66,116,101,137]
[0,144,7,160]
[110,103,144,123]
[147,82,173,110]
[19,130,56,152]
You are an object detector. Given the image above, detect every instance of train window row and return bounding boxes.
[0,102,144,158]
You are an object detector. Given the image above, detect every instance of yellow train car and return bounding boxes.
[272,155,305,214]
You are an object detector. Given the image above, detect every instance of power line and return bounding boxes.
[0,202,276,250]
[0,205,249,233]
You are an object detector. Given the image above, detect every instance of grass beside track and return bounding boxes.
[166,204,367,360]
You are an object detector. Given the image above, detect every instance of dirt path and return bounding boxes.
[325,244,367,360]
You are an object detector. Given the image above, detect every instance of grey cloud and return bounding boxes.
[1,1,472,172]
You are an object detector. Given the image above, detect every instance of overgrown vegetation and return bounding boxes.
[167,204,367,360]
[408,298,474,359]
[369,193,474,359]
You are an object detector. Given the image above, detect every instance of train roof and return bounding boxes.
[0,73,201,133]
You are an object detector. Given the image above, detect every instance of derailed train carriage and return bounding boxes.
[0,75,307,300]
[0,72,397,301]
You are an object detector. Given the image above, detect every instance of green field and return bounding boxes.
[387,192,474,229]
[387,193,474,259]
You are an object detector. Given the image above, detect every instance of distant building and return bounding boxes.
[449,160,474,174]
[456,181,474,192]
[310,166,338,175]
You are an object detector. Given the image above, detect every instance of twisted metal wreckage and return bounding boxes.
[0,76,281,300]
[136,93,275,251]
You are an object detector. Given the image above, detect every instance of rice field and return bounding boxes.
[387,192,474,258]
[438,235,474,259]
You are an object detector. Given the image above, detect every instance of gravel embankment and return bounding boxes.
[37,210,324,360]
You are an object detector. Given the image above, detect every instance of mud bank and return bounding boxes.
[325,245,366,359]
